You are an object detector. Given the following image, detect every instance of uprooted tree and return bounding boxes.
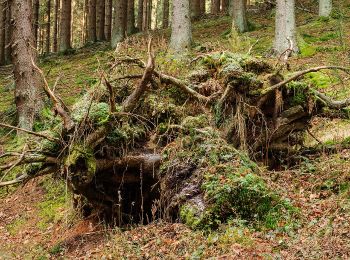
[1,42,350,228]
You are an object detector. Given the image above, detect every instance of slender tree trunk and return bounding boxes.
[59,0,72,51]
[232,0,248,33]
[147,0,152,30]
[39,24,44,54]
[199,0,205,15]
[191,0,201,20]
[87,0,96,42]
[170,0,192,53]
[10,0,43,130]
[211,0,220,14]
[162,0,169,28]
[127,0,135,34]
[221,0,229,14]
[273,0,298,55]
[0,1,5,65]
[53,0,59,52]
[96,0,105,40]
[111,0,127,48]
[137,0,143,31]
[4,0,11,63]
[142,0,148,31]
[33,0,40,47]
[319,0,332,17]
[105,0,112,40]
[45,0,51,53]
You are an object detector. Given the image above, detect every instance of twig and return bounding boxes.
[0,123,60,142]
[31,58,75,131]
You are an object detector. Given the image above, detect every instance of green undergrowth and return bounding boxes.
[36,178,71,230]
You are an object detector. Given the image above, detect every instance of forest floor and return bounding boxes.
[1,1,350,259]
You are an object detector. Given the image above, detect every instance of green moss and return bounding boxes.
[299,37,316,57]
[37,178,68,230]
[6,216,27,235]
[180,205,204,230]
[306,72,339,89]
[286,81,308,106]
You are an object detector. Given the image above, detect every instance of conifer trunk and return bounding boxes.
[53,0,59,52]
[87,0,97,42]
[232,0,248,33]
[0,1,5,65]
[59,0,72,51]
[10,0,43,129]
[45,0,51,53]
[111,0,127,48]
[170,0,192,53]
[319,0,332,17]
[273,0,298,55]
[96,0,105,41]
[162,0,169,28]
[137,0,143,31]
[33,0,40,47]
[105,0,112,40]
[127,0,135,35]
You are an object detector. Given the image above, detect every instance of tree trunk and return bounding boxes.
[59,0,72,52]
[4,0,11,63]
[211,0,220,14]
[87,0,96,42]
[232,0,248,33]
[45,0,51,53]
[33,0,40,47]
[319,0,332,17]
[199,0,205,15]
[273,0,298,56]
[53,0,59,52]
[0,1,5,65]
[221,0,229,14]
[142,0,148,31]
[105,0,112,40]
[162,0,169,29]
[127,0,135,35]
[191,0,201,20]
[96,0,105,41]
[137,0,143,31]
[10,0,43,130]
[147,0,152,30]
[111,0,127,48]
[170,0,192,53]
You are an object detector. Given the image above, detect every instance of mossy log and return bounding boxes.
[1,50,349,227]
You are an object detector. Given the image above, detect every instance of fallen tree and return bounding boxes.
[1,44,349,227]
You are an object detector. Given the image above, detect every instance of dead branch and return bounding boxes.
[104,76,117,113]
[31,58,75,131]
[96,154,161,173]
[0,123,60,142]
[313,90,350,109]
[122,39,155,113]
[261,66,350,96]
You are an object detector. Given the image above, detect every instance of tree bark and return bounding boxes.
[319,0,332,17]
[211,0,220,14]
[142,0,148,31]
[273,0,298,56]
[232,0,248,33]
[10,0,43,130]
[137,0,143,31]
[4,0,11,63]
[221,0,229,14]
[59,0,72,51]
[45,0,51,53]
[0,1,5,65]
[147,0,152,30]
[199,0,205,15]
[53,0,59,52]
[111,0,127,48]
[191,0,201,20]
[105,0,112,40]
[96,0,105,41]
[87,0,96,42]
[170,0,192,53]
[127,0,135,35]
[162,0,169,28]
[33,0,40,47]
